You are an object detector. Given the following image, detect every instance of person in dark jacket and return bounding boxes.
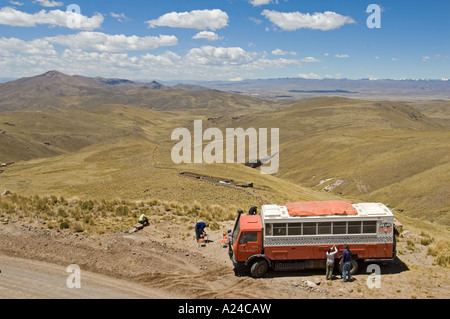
[138,214,149,227]
[340,245,352,282]
[195,222,209,242]
[248,206,258,215]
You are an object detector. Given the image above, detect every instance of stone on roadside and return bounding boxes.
[305,280,317,288]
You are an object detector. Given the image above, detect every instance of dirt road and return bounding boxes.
[0,255,180,299]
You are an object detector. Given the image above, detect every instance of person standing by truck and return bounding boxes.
[340,245,353,282]
[326,245,339,280]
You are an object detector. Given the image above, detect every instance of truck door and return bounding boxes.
[236,231,262,262]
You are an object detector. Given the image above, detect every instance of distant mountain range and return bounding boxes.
[163,77,450,101]
[1,71,449,112]
[0,71,272,112]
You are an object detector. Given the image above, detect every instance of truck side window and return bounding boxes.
[333,222,346,234]
[318,222,332,235]
[288,223,302,236]
[265,224,272,236]
[273,223,287,236]
[303,223,317,235]
[363,221,377,234]
[239,232,258,245]
[348,221,362,234]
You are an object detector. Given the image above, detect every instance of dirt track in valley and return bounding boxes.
[0,255,177,299]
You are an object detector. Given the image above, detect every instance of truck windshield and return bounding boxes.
[233,221,241,244]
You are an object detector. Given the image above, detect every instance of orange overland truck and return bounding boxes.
[229,201,396,278]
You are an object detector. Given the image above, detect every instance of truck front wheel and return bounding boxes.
[250,259,269,278]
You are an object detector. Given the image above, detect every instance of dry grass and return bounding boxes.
[0,194,241,235]
[427,239,450,267]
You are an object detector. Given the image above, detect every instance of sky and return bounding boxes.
[0,0,449,82]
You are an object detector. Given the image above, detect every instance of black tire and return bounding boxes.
[250,259,269,278]
[339,259,359,275]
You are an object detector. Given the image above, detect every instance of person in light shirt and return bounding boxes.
[326,245,339,280]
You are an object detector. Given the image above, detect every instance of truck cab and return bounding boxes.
[229,211,267,277]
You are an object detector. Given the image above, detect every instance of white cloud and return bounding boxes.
[422,54,449,62]
[110,12,130,22]
[146,9,229,31]
[184,46,301,72]
[185,46,254,66]
[192,31,221,42]
[298,73,321,79]
[0,37,56,55]
[0,7,103,30]
[335,54,350,58]
[301,56,321,62]
[272,48,297,56]
[249,17,262,25]
[0,38,302,81]
[141,51,181,66]
[59,49,141,73]
[9,1,24,6]
[34,0,63,7]
[251,57,301,70]
[249,0,276,7]
[47,32,178,53]
[261,9,355,31]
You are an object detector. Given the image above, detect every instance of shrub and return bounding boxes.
[73,222,84,233]
[115,205,130,216]
[60,221,70,229]
[148,199,162,206]
[193,201,202,210]
[209,222,220,231]
[57,208,68,218]
[433,255,449,267]
[80,200,94,211]
[427,239,450,267]
[421,237,433,246]
[406,240,415,251]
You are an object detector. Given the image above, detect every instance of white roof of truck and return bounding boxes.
[352,203,393,216]
[262,202,393,220]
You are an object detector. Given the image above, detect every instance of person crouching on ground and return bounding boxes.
[326,245,338,280]
[139,214,149,227]
[195,222,209,243]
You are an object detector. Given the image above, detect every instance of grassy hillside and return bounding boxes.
[209,97,450,228]
[408,100,450,126]
[0,79,448,243]
[0,103,336,211]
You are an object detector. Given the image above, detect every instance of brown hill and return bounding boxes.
[0,71,280,112]
[0,71,166,111]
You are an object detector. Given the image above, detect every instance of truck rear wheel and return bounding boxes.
[250,259,268,278]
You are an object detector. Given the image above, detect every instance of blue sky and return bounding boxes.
[0,0,449,81]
